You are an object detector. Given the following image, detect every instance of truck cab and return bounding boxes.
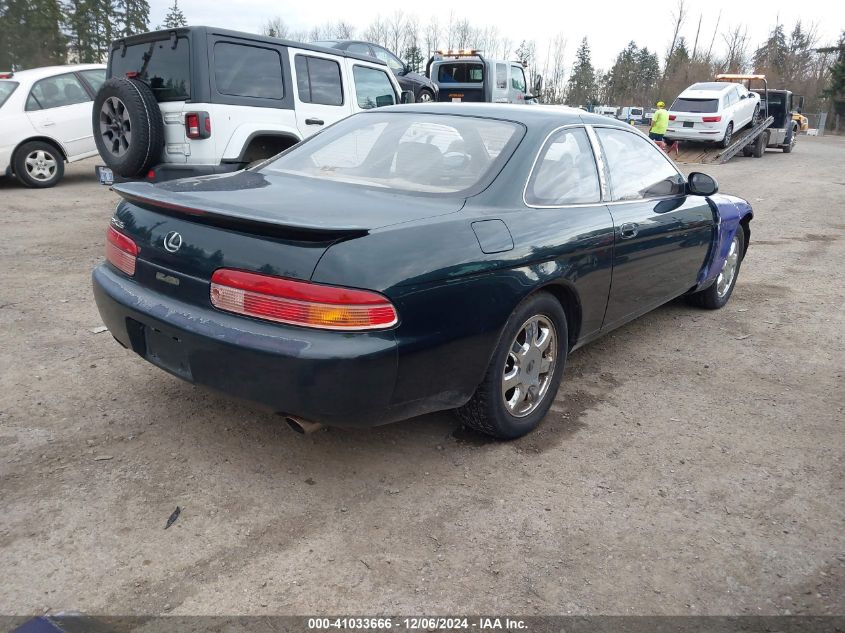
[425,50,539,104]
[751,87,798,152]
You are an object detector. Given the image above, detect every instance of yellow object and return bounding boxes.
[792,112,809,131]
[656,100,665,108]
[651,108,669,134]
[715,73,767,81]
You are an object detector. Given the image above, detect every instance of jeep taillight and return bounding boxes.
[106,226,138,276]
[185,112,211,139]
[210,269,398,331]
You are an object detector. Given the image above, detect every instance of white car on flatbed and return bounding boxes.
[665,81,760,148]
[0,64,106,187]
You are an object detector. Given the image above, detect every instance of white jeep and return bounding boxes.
[93,26,408,182]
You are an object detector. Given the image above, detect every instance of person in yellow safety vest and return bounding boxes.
[649,100,669,142]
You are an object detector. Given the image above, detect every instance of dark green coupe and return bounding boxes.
[93,103,752,439]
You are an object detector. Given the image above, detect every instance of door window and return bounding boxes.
[595,127,685,201]
[294,55,343,106]
[109,37,190,101]
[437,63,483,83]
[352,66,396,109]
[215,42,284,99]
[372,46,405,73]
[511,66,526,92]
[26,73,91,111]
[525,127,600,205]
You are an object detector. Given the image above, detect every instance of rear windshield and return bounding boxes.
[438,63,483,83]
[670,97,719,113]
[110,37,190,101]
[0,81,17,108]
[263,112,523,196]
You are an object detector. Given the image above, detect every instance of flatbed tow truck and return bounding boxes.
[659,74,795,165]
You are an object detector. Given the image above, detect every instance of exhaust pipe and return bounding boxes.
[285,416,324,435]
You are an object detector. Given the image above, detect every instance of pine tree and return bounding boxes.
[566,37,597,107]
[162,0,187,28]
[116,0,149,37]
[402,44,424,74]
[0,0,65,69]
[823,31,845,101]
[753,23,788,82]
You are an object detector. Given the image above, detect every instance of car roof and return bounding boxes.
[688,82,734,91]
[3,63,106,82]
[373,102,630,128]
[115,26,388,66]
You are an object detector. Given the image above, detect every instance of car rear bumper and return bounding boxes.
[91,264,434,427]
[665,127,724,141]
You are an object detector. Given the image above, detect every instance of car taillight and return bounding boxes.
[185,113,200,138]
[210,269,398,331]
[668,114,676,120]
[185,112,211,139]
[702,115,722,123]
[106,225,139,276]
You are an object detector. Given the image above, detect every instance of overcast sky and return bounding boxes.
[150,0,843,70]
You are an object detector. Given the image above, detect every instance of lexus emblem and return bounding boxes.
[163,231,183,253]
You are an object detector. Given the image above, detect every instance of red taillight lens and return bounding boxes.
[106,225,139,276]
[185,113,200,139]
[668,114,676,121]
[702,115,722,123]
[210,269,398,330]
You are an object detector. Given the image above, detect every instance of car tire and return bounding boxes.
[13,140,65,188]
[720,122,734,149]
[753,131,767,158]
[456,292,568,439]
[417,88,434,103]
[686,227,745,310]
[742,146,753,157]
[783,127,796,153]
[93,78,164,178]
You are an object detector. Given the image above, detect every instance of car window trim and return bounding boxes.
[74,70,102,99]
[588,123,687,205]
[522,123,605,209]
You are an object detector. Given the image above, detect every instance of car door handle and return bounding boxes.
[42,121,55,127]
[305,118,324,126]
[619,223,639,239]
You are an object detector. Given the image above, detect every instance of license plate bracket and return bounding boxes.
[96,165,114,185]
[683,121,694,128]
[145,326,192,380]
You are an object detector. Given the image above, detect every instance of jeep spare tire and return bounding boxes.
[93,78,164,178]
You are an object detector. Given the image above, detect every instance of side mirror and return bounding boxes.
[402,63,412,76]
[740,93,747,99]
[400,90,415,104]
[687,172,718,196]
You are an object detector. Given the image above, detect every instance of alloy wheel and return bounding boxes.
[24,150,58,182]
[501,315,558,418]
[716,234,740,298]
[99,96,132,157]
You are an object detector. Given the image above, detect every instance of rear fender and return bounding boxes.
[695,194,753,290]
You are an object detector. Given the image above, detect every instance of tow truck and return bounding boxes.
[671,74,799,164]
[425,49,541,104]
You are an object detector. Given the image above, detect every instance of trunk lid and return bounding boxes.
[110,170,464,306]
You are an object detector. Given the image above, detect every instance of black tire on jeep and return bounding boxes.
[93,78,164,178]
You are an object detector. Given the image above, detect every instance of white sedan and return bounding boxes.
[665,81,760,148]
[0,64,106,187]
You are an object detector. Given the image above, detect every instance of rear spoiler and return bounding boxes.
[113,182,370,242]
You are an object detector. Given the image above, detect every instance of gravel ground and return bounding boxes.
[1,137,843,616]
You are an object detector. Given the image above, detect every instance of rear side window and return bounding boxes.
[26,73,90,111]
[596,127,685,201]
[437,63,483,83]
[79,69,106,93]
[0,82,18,108]
[352,66,395,109]
[110,37,191,101]
[294,55,343,106]
[495,63,507,89]
[670,97,719,113]
[526,127,600,206]
[215,42,283,99]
